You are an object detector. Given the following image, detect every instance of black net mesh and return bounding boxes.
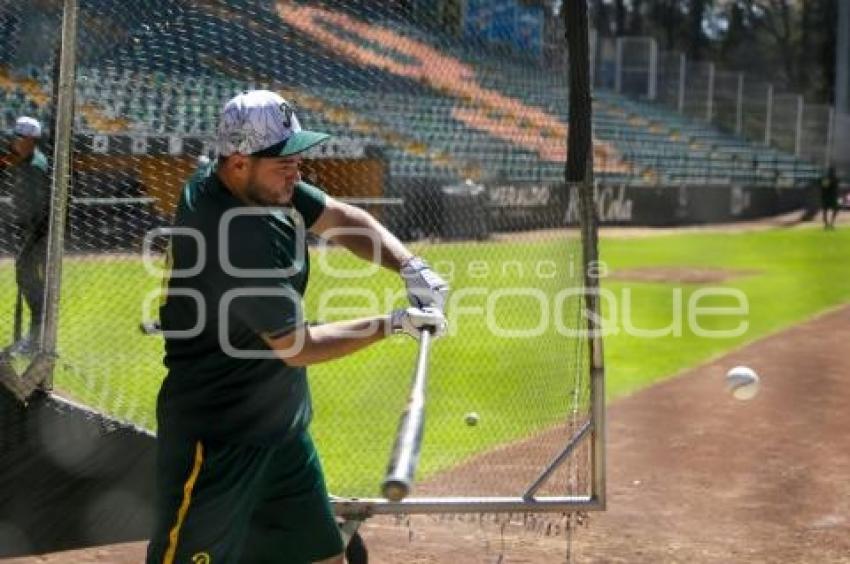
[2,0,594,501]
[0,2,61,379]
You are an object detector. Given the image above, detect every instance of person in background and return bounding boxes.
[2,116,50,356]
[820,166,840,230]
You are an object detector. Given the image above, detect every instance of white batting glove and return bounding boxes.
[400,256,449,311]
[390,307,448,339]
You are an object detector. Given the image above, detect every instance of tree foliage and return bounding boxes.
[590,0,837,102]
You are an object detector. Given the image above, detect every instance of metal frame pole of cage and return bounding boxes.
[334,495,602,518]
[765,84,774,146]
[572,0,606,509]
[35,0,79,391]
[678,53,686,115]
[583,183,607,511]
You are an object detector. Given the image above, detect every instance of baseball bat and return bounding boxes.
[381,328,432,502]
[13,288,23,342]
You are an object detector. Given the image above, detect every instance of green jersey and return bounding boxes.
[158,162,326,445]
[10,148,50,240]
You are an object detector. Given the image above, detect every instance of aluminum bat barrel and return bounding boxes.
[381,328,432,501]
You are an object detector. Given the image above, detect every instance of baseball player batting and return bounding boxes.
[145,90,448,564]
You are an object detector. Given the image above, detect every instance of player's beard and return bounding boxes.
[244,167,295,207]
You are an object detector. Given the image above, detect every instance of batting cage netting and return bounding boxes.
[0,0,606,555]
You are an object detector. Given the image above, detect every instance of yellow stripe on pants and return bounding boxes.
[164,441,205,564]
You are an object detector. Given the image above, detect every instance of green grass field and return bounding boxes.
[2,224,848,495]
[599,225,850,397]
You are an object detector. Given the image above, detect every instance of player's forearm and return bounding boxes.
[269,315,392,367]
[327,204,412,272]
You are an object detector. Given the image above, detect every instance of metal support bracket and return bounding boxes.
[523,420,592,500]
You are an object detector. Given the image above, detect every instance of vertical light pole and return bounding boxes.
[794,95,804,157]
[735,72,744,135]
[706,62,715,122]
[677,53,686,114]
[765,84,774,146]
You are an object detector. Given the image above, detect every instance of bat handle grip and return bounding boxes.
[381,477,411,502]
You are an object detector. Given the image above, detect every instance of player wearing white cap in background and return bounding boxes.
[2,117,50,357]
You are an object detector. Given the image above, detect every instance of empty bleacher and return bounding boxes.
[0,0,823,188]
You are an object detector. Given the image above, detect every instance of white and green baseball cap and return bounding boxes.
[216,90,329,158]
[14,116,42,138]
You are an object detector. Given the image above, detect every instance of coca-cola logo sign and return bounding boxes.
[564,184,634,223]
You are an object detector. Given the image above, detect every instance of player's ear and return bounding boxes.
[223,153,250,172]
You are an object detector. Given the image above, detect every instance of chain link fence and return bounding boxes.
[741,79,772,144]
[2,0,599,505]
[655,51,683,111]
[597,34,834,185]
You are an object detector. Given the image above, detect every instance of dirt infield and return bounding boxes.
[608,266,760,285]
[360,304,850,563]
[4,305,850,563]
